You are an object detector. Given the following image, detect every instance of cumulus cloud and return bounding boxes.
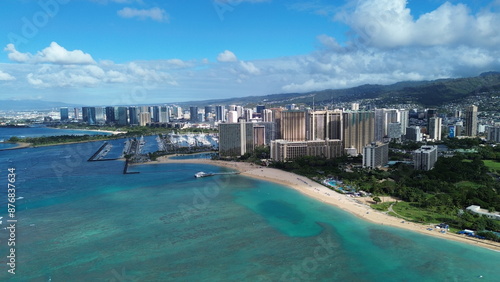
[4,42,96,65]
[240,61,260,75]
[338,0,500,48]
[117,7,168,22]
[217,50,238,62]
[0,70,15,81]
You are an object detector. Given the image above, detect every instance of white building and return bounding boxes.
[363,142,389,169]
[413,145,438,171]
[466,205,500,221]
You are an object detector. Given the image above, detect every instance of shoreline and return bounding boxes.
[153,155,500,252]
[54,127,127,135]
[0,142,31,151]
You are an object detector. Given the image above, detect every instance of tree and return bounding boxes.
[373,196,382,204]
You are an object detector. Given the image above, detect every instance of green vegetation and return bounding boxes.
[9,134,117,146]
[371,202,392,212]
[271,138,500,234]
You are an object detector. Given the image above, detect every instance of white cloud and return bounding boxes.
[4,44,30,63]
[240,61,260,75]
[4,42,96,65]
[117,7,168,22]
[0,70,15,81]
[339,0,500,48]
[217,50,238,62]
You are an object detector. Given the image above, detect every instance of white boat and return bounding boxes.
[194,171,213,178]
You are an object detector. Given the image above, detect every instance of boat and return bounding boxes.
[194,171,213,178]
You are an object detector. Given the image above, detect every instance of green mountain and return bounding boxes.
[179,72,500,108]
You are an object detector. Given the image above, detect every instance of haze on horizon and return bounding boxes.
[1,0,500,106]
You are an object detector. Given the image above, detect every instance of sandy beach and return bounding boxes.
[155,155,500,252]
[0,142,31,151]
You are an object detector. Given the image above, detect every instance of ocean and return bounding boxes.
[0,127,499,281]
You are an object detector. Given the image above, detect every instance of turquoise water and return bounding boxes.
[0,142,499,281]
[0,126,111,141]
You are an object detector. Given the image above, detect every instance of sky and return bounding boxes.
[1,0,500,106]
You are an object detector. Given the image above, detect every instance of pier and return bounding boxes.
[88,142,119,161]
[123,159,140,174]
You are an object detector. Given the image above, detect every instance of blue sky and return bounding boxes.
[1,0,500,106]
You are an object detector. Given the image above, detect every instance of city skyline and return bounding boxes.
[1,0,500,106]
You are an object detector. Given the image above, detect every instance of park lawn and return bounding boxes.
[455,181,483,189]
[391,201,458,224]
[370,202,394,212]
[483,160,500,171]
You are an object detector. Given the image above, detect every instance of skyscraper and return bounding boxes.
[428,117,442,141]
[160,106,170,123]
[204,106,214,122]
[413,146,438,171]
[129,107,138,125]
[256,105,266,114]
[116,107,129,126]
[280,110,308,141]
[190,106,199,123]
[465,105,478,137]
[363,142,389,169]
[308,110,343,141]
[215,105,226,122]
[139,112,151,126]
[82,107,96,125]
[343,111,375,155]
[60,107,69,121]
[105,106,116,124]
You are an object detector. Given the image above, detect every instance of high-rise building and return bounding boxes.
[351,103,359,111]
[262,109,273,122]
[215,105,226,122]
[428,117,442,141]
[160,106,170,123]
[426,109,437,125]
[281,110,308,141]
[244,109,253,122]
[227,111,238,123]
[190,106,199,123]
[388,122,402,139]
[308,110,343,141]
[105,106,116,124]
[487,125,500,143]
[465,105,478,137]
[95,107,105,123]
[343,111,375,155]
[129,107,138,125]
[74,108,80,120]
[82,107,96,125]
[204,106,214,122]
[405,126,423,142]
[363,142,389,169]
[60,107,69,121]
[116,107,128,126]
[219,122,276,157]
[398,109,409,135]
[151,106,160,123]
[139,112,151,126]
[270,139,343,162]
[413,146,438,171]
[256,105,266,114]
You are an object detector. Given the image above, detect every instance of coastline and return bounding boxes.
[0,142,31,151]
[54,127,127,135]
[154,155,500,252]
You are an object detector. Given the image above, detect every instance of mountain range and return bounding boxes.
[2,72,500,111]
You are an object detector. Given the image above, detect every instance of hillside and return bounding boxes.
[179,72,500,108]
